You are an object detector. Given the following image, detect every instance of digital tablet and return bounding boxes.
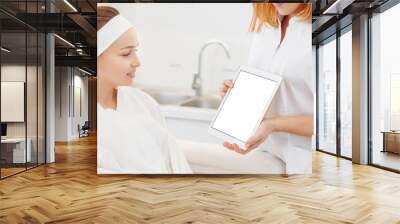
[208,66,282,149]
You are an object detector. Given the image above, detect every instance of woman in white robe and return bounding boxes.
[220,3,314,174]
[96,6,191,174]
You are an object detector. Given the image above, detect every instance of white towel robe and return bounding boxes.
[247,16,314,174]
[97,86,192,174]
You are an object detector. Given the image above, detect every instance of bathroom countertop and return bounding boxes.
[160,104,216,122]
[136,85,218,122]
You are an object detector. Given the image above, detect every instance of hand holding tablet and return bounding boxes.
[209,66,282,150]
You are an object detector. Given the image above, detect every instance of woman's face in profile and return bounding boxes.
[97,28,140,88]
[272,3,302,16]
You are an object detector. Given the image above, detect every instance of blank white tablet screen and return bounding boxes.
[212,71,278,142]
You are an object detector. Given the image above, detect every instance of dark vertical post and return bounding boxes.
[336,28,341,157]
[316,45,320,150]
[36,0,39,167]
[25,0,28,171]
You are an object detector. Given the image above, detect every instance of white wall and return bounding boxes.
[99,3,253,94]
[1,65,39,138]
[1,64,46,164]
[55,67,89,141]
[55,66,69,141]
[1,66,26,128]
[71,74,89,138]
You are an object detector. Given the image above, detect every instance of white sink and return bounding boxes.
[147,91,192,105]
[144,89,221,110]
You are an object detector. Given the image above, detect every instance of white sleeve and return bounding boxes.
[306,60,315,94]
[134,88,193,173]
[133,88,167,126]
[166,135,193,174]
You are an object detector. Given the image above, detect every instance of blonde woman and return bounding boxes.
[220,3,314,174]
[96,6,192,174]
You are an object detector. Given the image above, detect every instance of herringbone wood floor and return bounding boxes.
[1,135,400,224]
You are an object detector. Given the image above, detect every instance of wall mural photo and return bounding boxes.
[96,3,314,174]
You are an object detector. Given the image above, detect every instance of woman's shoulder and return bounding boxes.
[118,86,159,107]
[290,17,312,32]
[249,25,277,47]
[117,86,165,123]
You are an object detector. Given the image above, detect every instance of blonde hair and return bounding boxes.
[249,3,312,32]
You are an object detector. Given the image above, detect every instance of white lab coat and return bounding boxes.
[247,16,314,174]
[97,86,192,174]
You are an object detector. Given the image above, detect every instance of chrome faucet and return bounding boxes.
[192,40,231,97]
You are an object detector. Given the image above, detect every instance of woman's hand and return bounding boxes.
[223,118,276,155]
[222,115,314,155]
[220,79,234,98]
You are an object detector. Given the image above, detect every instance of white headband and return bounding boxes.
[97,15,133,56]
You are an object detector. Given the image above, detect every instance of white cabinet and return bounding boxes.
[160,105,222,144]
[1,138,32,163]
[165,117,222,144]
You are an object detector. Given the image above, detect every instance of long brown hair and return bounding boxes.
[249,3,312,32]
[97,6,120,31]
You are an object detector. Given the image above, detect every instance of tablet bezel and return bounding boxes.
[208,66,282,149]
